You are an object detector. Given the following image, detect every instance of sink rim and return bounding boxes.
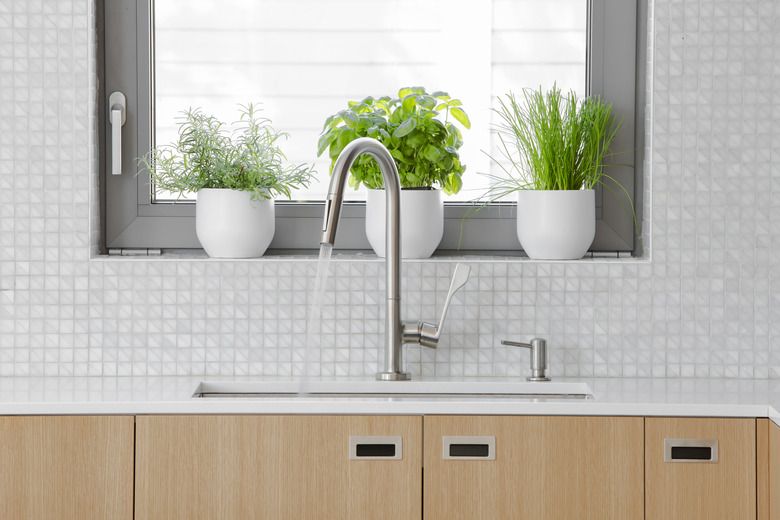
[192,380,594,400]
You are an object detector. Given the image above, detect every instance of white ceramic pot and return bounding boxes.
[516,189,595,260]
[196,188,275,258]
[365,188,443,259]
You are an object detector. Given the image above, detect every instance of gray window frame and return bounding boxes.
[100,0,645,255]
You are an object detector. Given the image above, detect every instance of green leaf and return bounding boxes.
[321,114,342,132]
[394,118,417,137]
[439,154,454,170]
[449,107,471,129]
[402,94,417,113]
[389,109,402,125]
[341,110,359,129]
[430,122,447,139]
[423,144,442,162]
[432,91,450,99]
[446,125,463,147]
[415,95,436,109]
[317,132,336,157]
[336,129,356,150]
[390,149,405,162]
[405,132,426,149]
[445,173,463,195]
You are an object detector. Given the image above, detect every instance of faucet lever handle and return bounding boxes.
[415,263,470,348]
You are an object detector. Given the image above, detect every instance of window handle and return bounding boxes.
[109,92,127,175]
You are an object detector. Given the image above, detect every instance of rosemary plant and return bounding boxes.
[139,104,313,200]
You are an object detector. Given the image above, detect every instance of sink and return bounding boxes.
[192,380,593,399]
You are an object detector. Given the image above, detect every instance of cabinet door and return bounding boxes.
[758,418,780,520]
[423,415,644,520]
[0,416,134,520]
[645,417,756,520]
[136,415,422,520]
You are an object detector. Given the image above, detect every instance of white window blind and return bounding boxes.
[152,0,587,203]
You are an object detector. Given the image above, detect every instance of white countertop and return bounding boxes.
[0,376,778,425]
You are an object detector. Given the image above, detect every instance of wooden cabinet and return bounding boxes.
[135,415,422,520]
[0,415,134,520]
[3,413,763,520]
[423,415,644,520]
[645,417,756,520]
[758,418,780,520]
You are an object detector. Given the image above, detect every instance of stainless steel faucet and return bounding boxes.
[321,137,470,381]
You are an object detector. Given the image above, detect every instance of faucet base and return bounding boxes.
[376,371,411,381]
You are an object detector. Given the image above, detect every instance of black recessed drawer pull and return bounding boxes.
[349,436,402,460]
[356,443,396,457]
[449,443,490,458]
[664,438,718,463]
[442,436,496,460]
[671,446,710,460]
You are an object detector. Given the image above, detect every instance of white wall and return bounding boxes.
[0,0,776,379]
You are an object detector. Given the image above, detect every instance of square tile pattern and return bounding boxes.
[0,0,778,379]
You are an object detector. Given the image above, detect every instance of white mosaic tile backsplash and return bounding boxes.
[0,0,778,380]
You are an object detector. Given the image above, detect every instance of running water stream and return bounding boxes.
[298,243,334,394]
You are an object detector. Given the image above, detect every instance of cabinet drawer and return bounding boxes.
[424,415,643,520]
[135,415,422,520]
[0,416,134,520]
[645,417,756,520]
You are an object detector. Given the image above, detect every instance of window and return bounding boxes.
[100,0,644,254]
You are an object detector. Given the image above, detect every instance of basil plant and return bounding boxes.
[318,87,471,195]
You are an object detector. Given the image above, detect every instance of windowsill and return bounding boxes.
[95,248,647,264]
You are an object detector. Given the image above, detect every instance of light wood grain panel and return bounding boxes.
[772,420,780,520]
[135,415,422,520]
[760,419,770,520]
[760,419,780,520]
[0,415,134,520]
[423,415,644,520]
[645,417,755,520]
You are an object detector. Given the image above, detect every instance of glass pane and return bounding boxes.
[152,0,586,203]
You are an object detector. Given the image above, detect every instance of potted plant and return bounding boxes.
[482,85,625,260]
[140,104,313,258]
[318,87,470,258]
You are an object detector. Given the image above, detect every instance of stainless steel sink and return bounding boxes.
[192,380,593,399]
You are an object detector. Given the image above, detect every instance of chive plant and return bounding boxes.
[484,85,620,197]
[473,85,640,250]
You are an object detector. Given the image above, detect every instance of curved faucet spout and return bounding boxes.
[321,138,400,250]
[321,138,408,380]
